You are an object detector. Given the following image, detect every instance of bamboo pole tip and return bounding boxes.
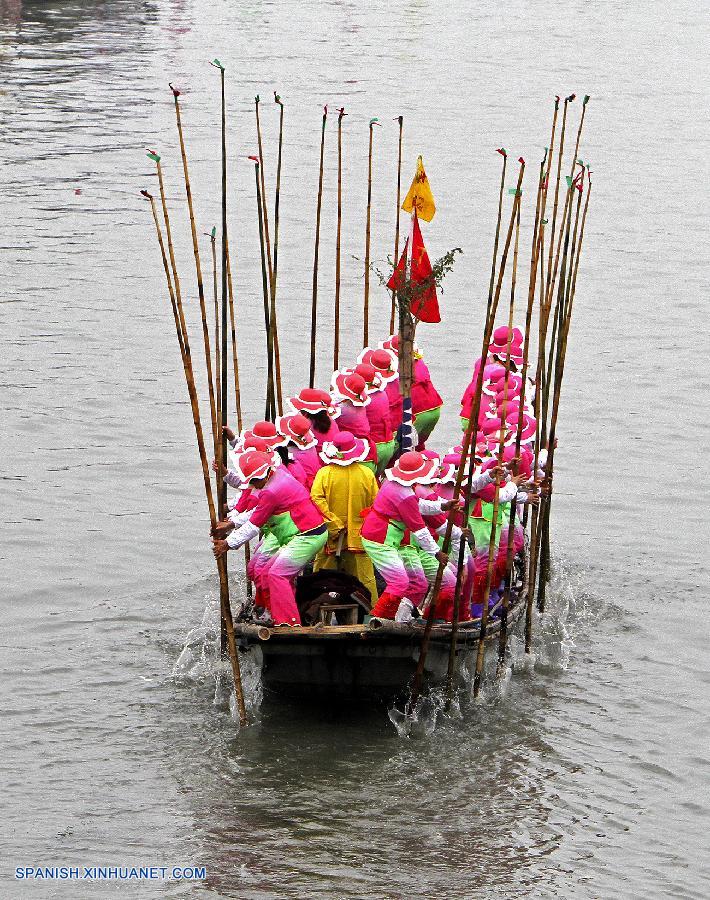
[169,83,181,97]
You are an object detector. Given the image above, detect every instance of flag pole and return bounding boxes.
[309,105,327,387]
[407,159,525,715]
[363,117,381,348]
[333,107,346,370]
[389,115,404,334]
[397,209,416,452]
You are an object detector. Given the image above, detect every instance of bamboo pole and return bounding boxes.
[536,165,587,613]
[444,147,508,710]
[363,117,380,348]
[143,182,245,725]
[309,105,327,387]
[142,187,214,521]
[225,235,242,432]
[168,85,220,459]
[334,106,346,370]
[272,91,285,414]
[208,227,221,462]
[255,94,283,414]
[472,187,522,699]
[212,61,247,725]
[389,115,404,334]
[408,159,525,714]
[250,156,276,420]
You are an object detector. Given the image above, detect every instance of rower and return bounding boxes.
[360,451,447,620]
[356,349,398,473]
[329,372,378,473]
[380,334,443,450]
[288,388,340,450]
[213,450,328,626]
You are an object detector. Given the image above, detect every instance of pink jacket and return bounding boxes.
[361,480,426,546]
[336,400,371,439]
[250,466,324,533]
[365,389,393,444]
[290,446,322,490]
[411,359,443,415]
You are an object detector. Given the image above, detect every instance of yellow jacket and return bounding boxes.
[310,462,379,553]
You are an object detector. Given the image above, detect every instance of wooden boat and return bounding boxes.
[234,584,527,703]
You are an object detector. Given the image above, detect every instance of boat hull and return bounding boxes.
[235,600,526,703]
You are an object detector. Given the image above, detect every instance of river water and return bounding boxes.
[1,0,708,897]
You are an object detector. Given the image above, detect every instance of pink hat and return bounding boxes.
[320,431,369,465]
[437,453,460,483]
[288,387,340,418]
[501,443,532,477]
[332,371,371,407]
[277,414,317,450]
[492,325,523,347]
[237,420,288,450]
[353,362,384,392]
[233,449,274,483]
[420,449,440,463]
[358,347,398,383]
[505,410,536,443]
[481,417,503,436]
[386,450,438,486]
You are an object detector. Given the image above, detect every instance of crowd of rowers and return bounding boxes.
[211,327,546,627]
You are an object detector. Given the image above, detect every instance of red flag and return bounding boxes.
[387,212,440,323]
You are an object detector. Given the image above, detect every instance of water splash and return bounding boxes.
[387,551,588,737]
[172,594,263,719]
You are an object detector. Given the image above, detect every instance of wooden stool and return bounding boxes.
[319,603,359,625]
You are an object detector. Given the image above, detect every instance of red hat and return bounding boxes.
[237,420,288,450]
[234,449,274,483]
[353,362,384,392]
[277,414,317,450]
[320,430,369,465]
[380,334,422,359]
[332,371,371,407]
[386,450,438,486]
[288,387,340,418]
[358,347,398,383]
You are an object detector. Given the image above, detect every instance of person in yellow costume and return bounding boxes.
[310,430,379,606]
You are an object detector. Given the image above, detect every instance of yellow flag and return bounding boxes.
[402,155,436,222]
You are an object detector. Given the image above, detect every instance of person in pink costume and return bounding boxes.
[330,371,378,470]
[213,450,328,625]
[361,451,448,619]
[277,413,322,489]
[288,388,341,451]
[353,362,395,475]
[380,334,443,449]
